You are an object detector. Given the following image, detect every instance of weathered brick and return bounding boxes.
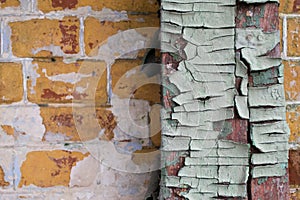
[111,59,161,104]
[27,59,107,104]
[0,150,14,188]
[280,0,300,13]
[37,0,159,13]
[10,17,80,57]
[287,17,300,57]
[41,106,116,142]
[284,61,300,101]
[290,188,300,200]
[0,63,23,104]
[289,150,300,185]
[84,15,159,56]
[18,150,89,187]
[0,166,9,187]
[286,105,300,143]
[0,0,19,8]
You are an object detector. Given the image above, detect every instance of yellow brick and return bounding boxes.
[280,0,300,13]
[111,59,161,104]
[27,58,107,104]
[10,17,80,57]
[133,84,161,105]
[286,105,300,143]
[84,14,160,56]
[287,17,300,57]
[0,0,19,8]
[0,63,23,104]
[280,17,283,53]
[0,166,9,187]
[41,107,116,141]
[290,188,300,200]
[1,125,14,136]
[37,0,159,13]
[18,150,89,187]
[284,60,300,101]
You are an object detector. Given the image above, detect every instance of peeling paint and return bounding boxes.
[69,155,99,187]
[42,68,93,84]
[0,102,45,143]
[25,61,40,94]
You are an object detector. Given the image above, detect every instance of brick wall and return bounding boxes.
[0,0,160,199]
[280,0,300,199]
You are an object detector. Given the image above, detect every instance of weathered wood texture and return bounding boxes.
[236,2,289,199]
[161,0,289,199]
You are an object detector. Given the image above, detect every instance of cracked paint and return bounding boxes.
[161,0,289,199]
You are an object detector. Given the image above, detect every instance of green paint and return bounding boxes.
[248,85,285,107]
[178,166,218,179]
[236,29,281,71]
[180,177,199,188]
[183,28,234,48]
[236,53,248,78]
[252,67,279,86]
[218,120,233,139]
[162,136,191,151]
[235,96,249,119]
[161,22,182,34]
[257,177,268,185]
[165,127,220,140]
[219,166,249,184]
[162,2,193,12]
[252,164,287,178]
[218,184,247,197]
[250,107,285,122]
[165,176,180,187]
[190,140,218,150]
[252,152,289,165]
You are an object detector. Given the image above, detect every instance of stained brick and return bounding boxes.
[0,166,9,187]
[287,17,300,57]
[290,188,300,200]
[41,106,116,142]
[0,0,20,8]
[284,61,300,101]
[18,150,89,188]
[280,0,300,14]
[27,59,107,104]
[111,59,161,104]
[286,104,300,143]
[37,0,159,13]
[289,150,300,185]
[0,63,23,104]
[84,15,159,56]
[10,17,80,57]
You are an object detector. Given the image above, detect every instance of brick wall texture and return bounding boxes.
[0,0,160,199]
[280,0,300,199]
